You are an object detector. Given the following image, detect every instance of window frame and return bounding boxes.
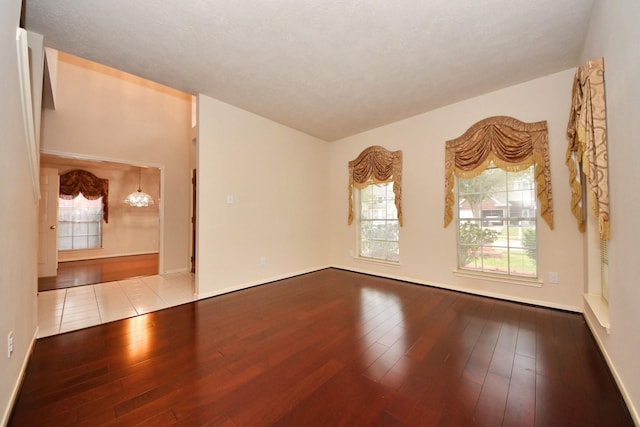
[356,180,400,264]
[58,193,104,251]
[455,164,538,279]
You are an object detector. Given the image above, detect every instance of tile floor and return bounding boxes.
[37,272,196,338]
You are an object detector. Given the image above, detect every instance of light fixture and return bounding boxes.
[124,167,154,207]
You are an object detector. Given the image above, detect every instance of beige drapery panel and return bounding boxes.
[348,146,403,226]
[444,116,553,229]
[59,169,109,223]
[566,57,610,240]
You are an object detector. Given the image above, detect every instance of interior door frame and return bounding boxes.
[191,168,196,273]
[40,149,165,275]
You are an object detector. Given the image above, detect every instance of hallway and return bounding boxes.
[38,254,160,292]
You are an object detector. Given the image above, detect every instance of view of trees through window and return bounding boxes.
[359,181,399,262]
[58,193,103,250]
[457,164,537,277]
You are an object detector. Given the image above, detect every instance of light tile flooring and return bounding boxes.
[37,272,196,338]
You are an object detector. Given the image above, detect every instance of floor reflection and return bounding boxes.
[358,287,408,382]
[126,315,153,362]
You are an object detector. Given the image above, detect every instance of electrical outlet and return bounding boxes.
[548,272,559,284]
[349,249,354,257]
[7,331,13,358]
[259,257,267,267]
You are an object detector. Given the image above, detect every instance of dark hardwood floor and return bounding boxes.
[38,254,159,292]
[12,269,633,426]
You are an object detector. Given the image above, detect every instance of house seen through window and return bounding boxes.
[359,181,399,262]
[457,164,537,278]
[58,193,103,250]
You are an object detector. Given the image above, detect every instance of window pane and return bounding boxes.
[358,181,399,262]
[88,235,101,248]
[58,194,103,250]
[88,222,100,235]
[508,248,536,277]
[456,165,537,278]
[59,237,72,251]
[73,236,87,249]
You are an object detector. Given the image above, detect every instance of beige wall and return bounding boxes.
[3,1,639,422]
[40,53,192,273]
[0,1,39,423]
[329,68,585,311]
[579,0,640,422]
[196,95,330,297]
[39,158,161,262]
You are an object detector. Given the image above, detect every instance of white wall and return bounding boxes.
[40,53,192,273]
[329,69,585,311]
[196,95,330,297]
[579,0,640,423]
[39,159,161,262]
[0,1,39,423]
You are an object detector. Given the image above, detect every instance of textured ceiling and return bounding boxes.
[24,0,594,141]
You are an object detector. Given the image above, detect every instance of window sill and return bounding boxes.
[453,270,543,288]
[353,256,400,267]
[584,293,611,334]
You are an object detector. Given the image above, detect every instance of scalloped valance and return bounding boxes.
[566,57,609,240]
[444,116,553,229]
[348,146,403,226]
[59,169,109,223]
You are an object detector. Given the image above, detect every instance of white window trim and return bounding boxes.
[455,165,538,280]
[355,182,400,265]
[584,205,610,333]
[453,269,543,287]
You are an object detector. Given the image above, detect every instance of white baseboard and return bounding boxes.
[583,311,639,426]
[196,265,331,300]
[2,327,38,427]
[331,264,582,313]
[162,267,191,275]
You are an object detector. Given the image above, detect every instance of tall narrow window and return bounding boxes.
[348,146,403,263]
[457,164,537,277]
[444,116,552,281]
[359,180,399,262]
[58,193,104,250]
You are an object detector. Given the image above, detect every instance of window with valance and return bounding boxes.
[348,146,403,262]
[348,145,403,226]
[59,169,109,223]
[444,116,553,230]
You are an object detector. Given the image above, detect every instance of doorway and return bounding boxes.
[38,154,162,291]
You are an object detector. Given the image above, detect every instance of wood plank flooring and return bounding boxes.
[38,254,159,292]
[11,269,633,426]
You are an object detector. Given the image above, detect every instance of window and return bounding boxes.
[58,193,103,250]
[358,181,399,262]
[457,164,537,278]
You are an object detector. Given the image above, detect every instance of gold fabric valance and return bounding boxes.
[59,169,109,223]
[444,116,553,229]
[348,146,403,226]
[566,57,610,239]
